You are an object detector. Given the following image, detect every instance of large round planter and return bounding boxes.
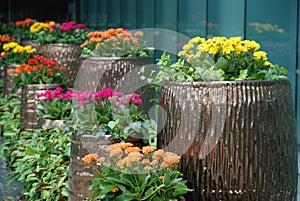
[38,44,82,87]
[157,79,297,201]
[76,56,153,91]
[68,133,147,201]
[20,39,39,50]
[20,83,67,131]
[3,64,18,97]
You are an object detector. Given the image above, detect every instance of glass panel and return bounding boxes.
[155,0,178,60]
[96,0,107,30]
[120,0,136,29]
[107,0,121,28]
[136,0,155,28]
[178,0,207,38]
[207,0,245,37]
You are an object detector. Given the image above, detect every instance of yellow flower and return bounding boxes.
[3,42,18,51]
[253,51,267,60]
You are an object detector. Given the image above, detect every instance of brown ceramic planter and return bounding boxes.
[38,44,82,87]
[157,79,297,201]
[20,83,67,131]
[3,63,18,97]
[76,56,153,91]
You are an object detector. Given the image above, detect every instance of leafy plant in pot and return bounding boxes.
[140,36,296,201]
[67,88,157,200]
[84,144,192,201]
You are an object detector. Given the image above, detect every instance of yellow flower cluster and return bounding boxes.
[30,21,55,33]
[178,36,273,66]
[2,42,36,54]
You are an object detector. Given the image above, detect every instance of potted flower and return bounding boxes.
[20,20,56,49]
[67,88,157,200]
[83,144,192,201]
[7,54,67,131]
[1,41,36,96]
[36,87,73,128]
[0,34,15,78]
[37,21,89,86]
[78,28,153,91]
[12,18,35,42]
[142,36,297,200]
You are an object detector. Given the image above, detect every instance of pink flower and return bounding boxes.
[92,88,114,100]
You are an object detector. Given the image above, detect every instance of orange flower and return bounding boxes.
[153,149,165,160]
[112,187,119,192]
[124,147,141,153]
[141,158,150,165]
[7,69,14,75]
[142,146,155,155]
[134,31,144,37]
[80,41,88,48]
[84,154,98,164]
[159,176,164,180]
[96,157,106,163]
[116,28,124,34]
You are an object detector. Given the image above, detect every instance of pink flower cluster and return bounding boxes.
[37,87,143,107]
[37,87,74,101]
[60,21,88,31]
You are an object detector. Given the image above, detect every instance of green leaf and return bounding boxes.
[215,57,229,71]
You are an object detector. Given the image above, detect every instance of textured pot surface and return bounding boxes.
[158,79,297,201]
[38,44,81,87]
[75,56,153,91]
[68,134,113,201]
[3,64,18,97]
[20,84,67,131]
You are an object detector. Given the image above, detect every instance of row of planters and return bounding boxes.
[0,18,298,201]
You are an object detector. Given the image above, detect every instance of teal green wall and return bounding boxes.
[78,0,300,143]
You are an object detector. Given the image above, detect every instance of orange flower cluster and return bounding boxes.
[8,55,66,76]
[0,35,14,43]
[80,28,144,49]
[84,143,180,170]
[15,18,35,28]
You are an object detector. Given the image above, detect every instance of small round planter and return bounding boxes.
[38,44,82,87]
[20,83,67,131]
[3,63,18,97]
[157,79,297,201]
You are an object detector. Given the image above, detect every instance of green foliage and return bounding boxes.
[0,94,70,201]
[36,98,72,120]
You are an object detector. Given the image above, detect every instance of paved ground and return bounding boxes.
[0,137,22,201]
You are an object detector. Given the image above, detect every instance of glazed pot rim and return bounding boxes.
[21,83,68,89]
[81,56,152,61]
[162,79,290,86]
[39,43,81,47]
